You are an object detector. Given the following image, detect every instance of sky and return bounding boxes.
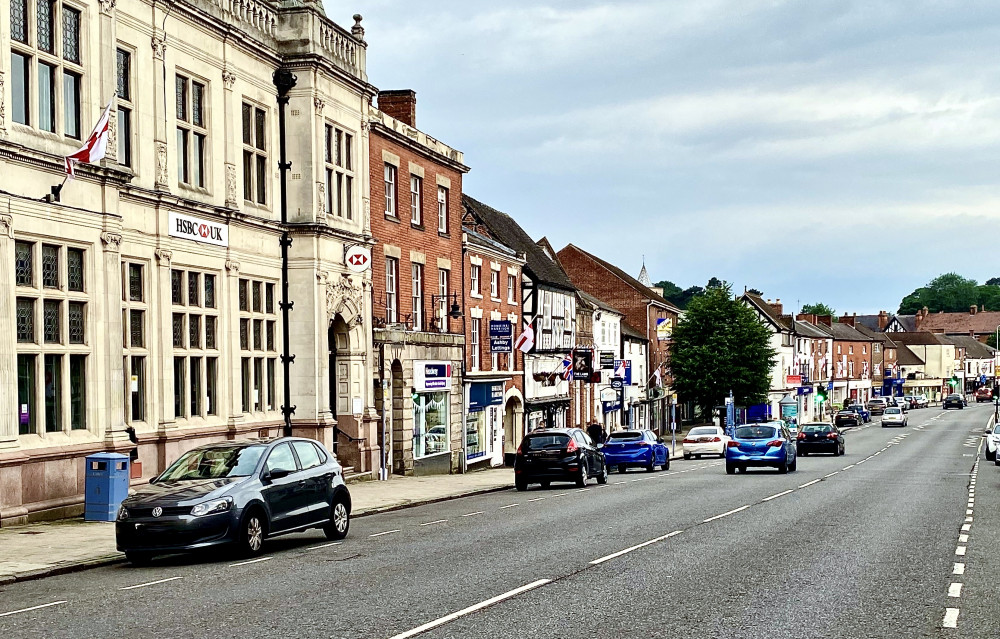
[329,0,1000,315]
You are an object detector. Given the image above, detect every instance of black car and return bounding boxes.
[834,410,860,428]
[514,428,608,490]
[116,438,351,563]
[943,394,965,409]
[796,422,845,456]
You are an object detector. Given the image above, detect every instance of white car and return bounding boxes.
[682,425,728,459]
[985,427,1000,462]
[881,406,907,427]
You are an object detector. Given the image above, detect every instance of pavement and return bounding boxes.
[1,406,994,637]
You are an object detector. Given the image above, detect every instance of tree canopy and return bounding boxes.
[800,302,835,316]
[654,280,704,310]
[898,273,1000,314]
[670,286,776,417]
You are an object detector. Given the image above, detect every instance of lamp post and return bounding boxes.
[273,68,297,437]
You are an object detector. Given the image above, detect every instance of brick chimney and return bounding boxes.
[769,298,782,315]
[796,313,818,324]
[839,313,855,327]
[878,310,889,330]
[817,315,833,327]
[970,304,978,315]
[378,90,416,127]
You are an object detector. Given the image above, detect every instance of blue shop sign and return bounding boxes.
[797,386,812,396]
[489,320,513,353]
[602,399,622,412]
[469,382,505,411]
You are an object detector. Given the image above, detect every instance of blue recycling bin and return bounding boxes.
[84,452,130,522]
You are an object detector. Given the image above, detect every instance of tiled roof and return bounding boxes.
[621,321,648,342]
[742,293,792,331]
[853,315,883,331]
[794,320,830,339]
[462,195,576,292]
[578,290,621,316]
[463,226,520,259]
[885,332,951,346]
[561,244,680,313]
[891,315,917,331]
[917,310,1000,335]
[896,345,925,366]
[854,324,894,345]
[942,335,997,360]
[829,322,874,341]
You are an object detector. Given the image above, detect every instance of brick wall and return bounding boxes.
[463,245,523,397]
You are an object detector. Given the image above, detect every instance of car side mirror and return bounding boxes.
[657,437,665,444]
[597,443,605,449]
[148,476,156,484]
[262,468,292,482]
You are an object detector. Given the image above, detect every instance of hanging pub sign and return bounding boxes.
[600,351,615,369]
[489,320,513,353]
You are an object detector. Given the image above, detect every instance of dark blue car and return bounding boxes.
[725,423,797,474]
[601,429,670,473]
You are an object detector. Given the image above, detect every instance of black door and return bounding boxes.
[261,442,303,532]
[292,441,332,525]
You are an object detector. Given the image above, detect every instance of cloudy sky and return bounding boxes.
[332,0,1000,315]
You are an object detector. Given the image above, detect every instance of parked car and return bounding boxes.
[914,394,930,408]
[514,428,608,490]
[984,426,999,461]
[867,398,888,415]
[886,397,909,412]
[796,423,845,456]
[975,387,993,403]
[602,429,670,472]
[116,438,352,564]
[834,410,861,428]
[881,406,907,427]
[943,394,965,410]
[681,425,728,459]
[844,404,871,423]
[725,423,797,474]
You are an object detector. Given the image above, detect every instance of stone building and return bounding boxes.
[367,90,469,476]
[0,0,380,523]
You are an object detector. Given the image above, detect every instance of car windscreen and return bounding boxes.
[885,408,900,414]
[734,426,778,440]
[607,431,643,441]
[522,434,571,450]
[688,427,718,436]
[158,445,266,481]
[802,425,832,433]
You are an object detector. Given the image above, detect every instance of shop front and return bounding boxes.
[465,380,506,468]
[525,398,570,432]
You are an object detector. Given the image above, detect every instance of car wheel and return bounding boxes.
[833,445,840,457]
[789,456,797,472]
[995,455,1000,467]
[986,448,996,462]
[515,477,528,491]
[324,497,350,541]
[778,460,789,474]
[683,452,691,460]
[695,454,702,459]
[576,462,588,488]
[596,463,609,485]
[661,456,670,471]
[236,508,267,558]
[618,464,627,474]
[125,551,154,566]
[646,456,656,473]
[726,463,736,475]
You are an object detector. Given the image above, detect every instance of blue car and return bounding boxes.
[725,423,797,474]
[601,429,670,473]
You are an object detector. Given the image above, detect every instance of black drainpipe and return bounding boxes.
[273,68,297,437]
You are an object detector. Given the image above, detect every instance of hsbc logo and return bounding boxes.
[168,212,229,247]
[345,245,372,273]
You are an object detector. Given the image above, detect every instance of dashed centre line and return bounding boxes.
[420,519,448,526]
[119,576,183,590]
[703,505,750,523]
[0,601,67,618]
[369,530,401,538]
[798,479,821,488]
[590,531,683,565]
[762,490,793,502]
[230,556,272,567]
[953,563,965,575]
[943,608,960,628]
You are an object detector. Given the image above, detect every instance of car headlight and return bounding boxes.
[190,497,233,517]
[117,505,129,521]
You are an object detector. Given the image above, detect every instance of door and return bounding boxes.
[261,443,303,532]
[292,441,332,525]
[577,430,600,476]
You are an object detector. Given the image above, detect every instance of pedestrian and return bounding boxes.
[600,425,608,444]
[587,422,602,445]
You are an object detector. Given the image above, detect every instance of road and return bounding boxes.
[0,406,993,639]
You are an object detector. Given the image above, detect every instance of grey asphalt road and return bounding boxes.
[0,406,992,639]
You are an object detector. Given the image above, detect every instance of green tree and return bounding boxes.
[670,286,776,418]
[654,280,704,310]
[898,273,979,314]
[986,277,1000,287]
[800,302,835,316]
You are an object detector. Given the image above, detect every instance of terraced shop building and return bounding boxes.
[0,0,382,523]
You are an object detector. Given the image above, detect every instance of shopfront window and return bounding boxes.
[413,392,448,458]
[466,410,485,460]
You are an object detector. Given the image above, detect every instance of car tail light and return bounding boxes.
[682,438,694,444]
[765,440,783,448]
[516,443,524,456]
[637,442,650,448]
[565,438,578,453]
[827,433,839,439]
[726,441,740,448]
[712,437,722,442]
[797,432,806,440]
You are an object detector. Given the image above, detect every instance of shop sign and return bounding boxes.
[469,382,504,410]
[345,245,372,273]
[414,361,452,391]
[600,351,615,369]
[797,386,812,396]
[656,318,672,340]
[786,375,801,386]
[613,360,632,385]
[168,212,229,247]
[610,377,624,390]
[602,399,622,412]
[20,404,29,425]
[489,320,513,353]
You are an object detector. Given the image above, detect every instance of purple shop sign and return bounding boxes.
[20,404,29,425]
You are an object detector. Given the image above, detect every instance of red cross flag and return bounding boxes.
[64,100,114,178]
[514,321,534,353]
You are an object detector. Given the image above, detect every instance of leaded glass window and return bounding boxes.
[252,281,261,312]
[42,245,58,288]
[205,316,216,349]
[15,241,33,286]
[265,283,274,313]
[67,248,83,292]
[129,309,144,347]
[43,300,60,343]
[239,279,249,311]
[188,272,199,306]
[62,7,79,63]
[11,0,28,43]
[16,298,34,343]
[171,270,183,305]
[129,264,143,301]
[37,0,54,52]
[204,274,216,308]
[192,82,204,127]
[68,301,84,344]
[116,49,130,100]
[240,318,249,350]
[172,313,184,348]
[189,314,201,349]
[253,319,262,350]
[266,321,275,351]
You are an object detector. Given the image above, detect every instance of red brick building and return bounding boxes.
[368,90,470,476]
[462,228,525,467]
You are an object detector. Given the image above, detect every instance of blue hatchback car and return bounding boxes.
[600,429,670,473]
[725,423,797,474]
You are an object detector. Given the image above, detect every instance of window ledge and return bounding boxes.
[470,292,483,299]
[384,214,401,224]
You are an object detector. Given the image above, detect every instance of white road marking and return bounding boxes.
[762,490,794,502]
[307,542,343,550]
[119,576,183,591]
[229,557,272,567]
[0,601,67,618]
[953,563,965,575]
[526,497,545,502]
[590,531,684,565]
[703,505,750,523]
[499,504,519,510]
[943,608,960,628]
[612,481,627,485]
[550,493,568,498]
[798,479,821,488]
[387,579,552,639]
[824,471,840,478]
[959,534,969,543]
[962,523,971,532]
[965,517,973,523]
[956,546,967,556]
[578,488,591,492]
[369,530,401,538]
[967,509,973,515]
[461,512,483,517]
[420,519,448,526]
[843,465,855,470]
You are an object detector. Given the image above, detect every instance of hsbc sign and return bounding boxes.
[168,212,229,247]
[345,245,372,273]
